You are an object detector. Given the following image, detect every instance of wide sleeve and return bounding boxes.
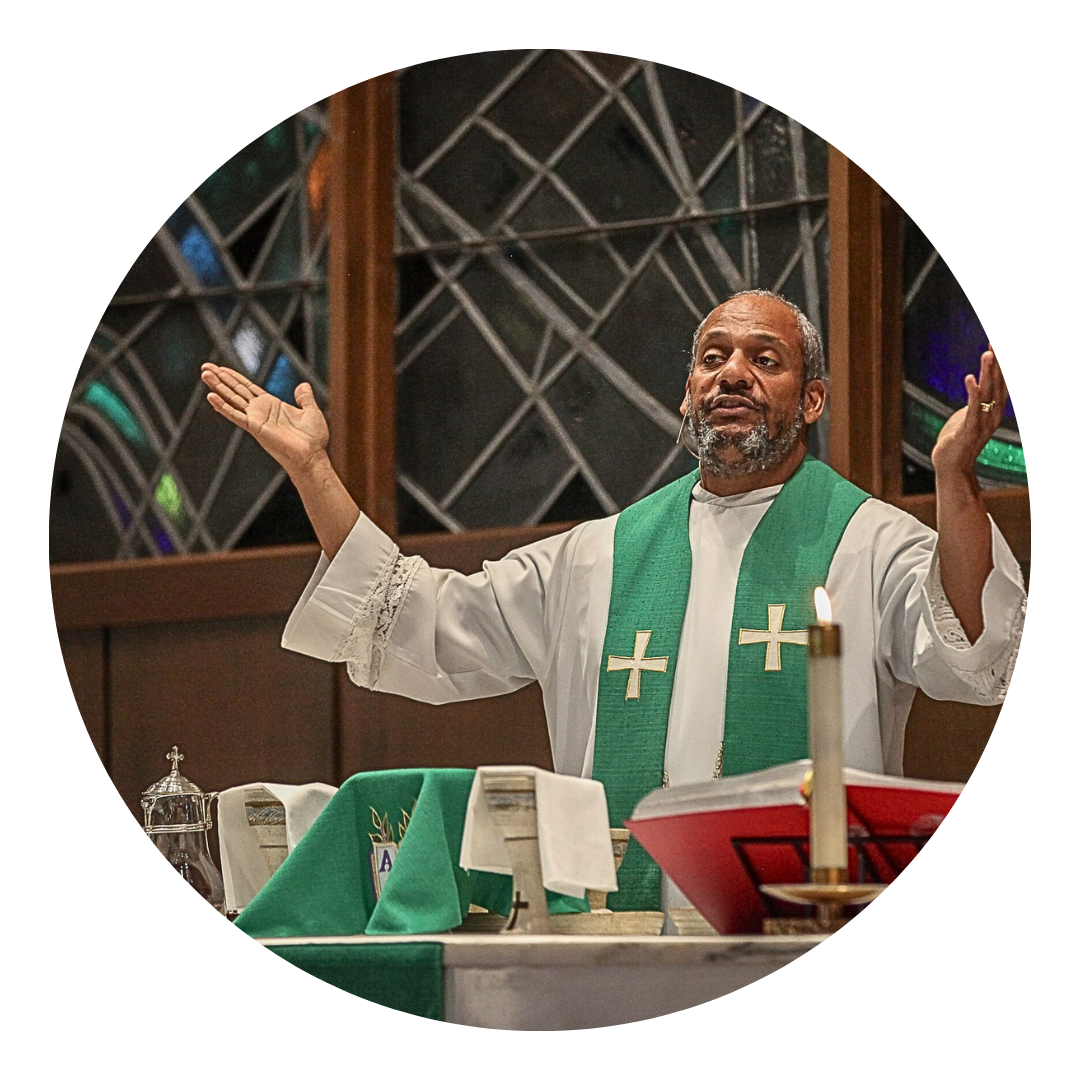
[871,503,1026,704]
[281,512,588,704]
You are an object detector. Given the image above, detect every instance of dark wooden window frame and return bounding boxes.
[52,86,1030,624]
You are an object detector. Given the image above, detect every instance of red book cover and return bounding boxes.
[626,761,962,934]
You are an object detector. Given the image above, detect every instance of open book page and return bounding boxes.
[632,759,964,820]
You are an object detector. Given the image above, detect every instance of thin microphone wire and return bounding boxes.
[676,397,700,460]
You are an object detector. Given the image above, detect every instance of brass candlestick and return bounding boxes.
[760,860,886,934]
[761,591,887,934]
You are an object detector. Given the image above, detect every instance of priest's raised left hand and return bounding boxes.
[930,346,1010,644]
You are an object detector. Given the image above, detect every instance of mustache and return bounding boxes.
[701,392,764,413]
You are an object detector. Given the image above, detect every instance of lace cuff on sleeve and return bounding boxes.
[331,545,423,688]
[926,556,1026,703]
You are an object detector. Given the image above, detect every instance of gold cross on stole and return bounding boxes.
[607,630,669,700]
[737,603,808,671]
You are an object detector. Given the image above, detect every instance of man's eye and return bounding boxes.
[754,356,778,368]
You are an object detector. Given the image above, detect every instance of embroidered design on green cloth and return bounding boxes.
[369,805,412,900]
[606,629,669,699]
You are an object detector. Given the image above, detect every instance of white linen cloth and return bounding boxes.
[218,782,337,911]
[460,765,618,899]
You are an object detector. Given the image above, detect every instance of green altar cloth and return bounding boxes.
[3,941,442,1023]
[237,769,487,938]
[236,769,587,1018]
[2,768,591,1019]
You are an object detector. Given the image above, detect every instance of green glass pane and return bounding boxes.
[76,371,159,475]
[154,471,189,529]
[194,123,298,237]
[904,398,1026,485]
[82,380,148,449]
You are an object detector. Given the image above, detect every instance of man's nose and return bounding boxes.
[717,351,753,389]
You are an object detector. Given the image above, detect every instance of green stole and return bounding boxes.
[593,455,870,910]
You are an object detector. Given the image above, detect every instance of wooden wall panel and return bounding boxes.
[108,616,335,819]
[58,627,107,766]
[340,683,553,777]
[902,695,1019,781]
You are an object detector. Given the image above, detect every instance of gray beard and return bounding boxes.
[691,399,805,478]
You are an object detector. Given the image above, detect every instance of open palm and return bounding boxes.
[931,346,1009,477]
[201,362,329,475]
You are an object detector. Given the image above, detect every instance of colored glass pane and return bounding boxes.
[83,380,147,448]
[52,100,329,562]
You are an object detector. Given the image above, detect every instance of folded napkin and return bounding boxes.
[218,782,337,911]
[460,766,618,899]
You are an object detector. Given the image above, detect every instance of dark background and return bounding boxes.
[6,48,1071,777]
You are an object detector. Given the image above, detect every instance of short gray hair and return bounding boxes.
[689,289,826,385]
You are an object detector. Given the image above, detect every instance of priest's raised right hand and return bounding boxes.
[201,363,329,479]
[201,363,360,560]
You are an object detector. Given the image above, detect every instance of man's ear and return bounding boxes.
[680,377,692,416]
[803,379,826,424]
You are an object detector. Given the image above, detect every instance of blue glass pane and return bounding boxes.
[178,222,229,288]
[264,354,298,401]
[904,250,1016,426]
[110,485,132,529]
[150,516,175,554]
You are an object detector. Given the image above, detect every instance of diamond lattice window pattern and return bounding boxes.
[51,103,329,562]
[394,51,830,533]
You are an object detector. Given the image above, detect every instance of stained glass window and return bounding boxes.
[50,102,329,563]
[902,213,1024,494]
[395,51,831,533]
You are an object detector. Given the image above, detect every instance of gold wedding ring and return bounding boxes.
[980,401,995,412]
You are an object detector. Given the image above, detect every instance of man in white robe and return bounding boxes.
[201,292,1025,794]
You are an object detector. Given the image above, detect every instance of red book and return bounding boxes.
[627,760,963,934]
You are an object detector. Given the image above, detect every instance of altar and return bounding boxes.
[2,928,1080,1028]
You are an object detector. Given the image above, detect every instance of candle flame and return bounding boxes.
[814,587,833,624]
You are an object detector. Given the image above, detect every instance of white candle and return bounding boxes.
[808,587,847,876]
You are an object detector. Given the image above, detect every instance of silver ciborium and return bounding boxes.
[141,746,226,914]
